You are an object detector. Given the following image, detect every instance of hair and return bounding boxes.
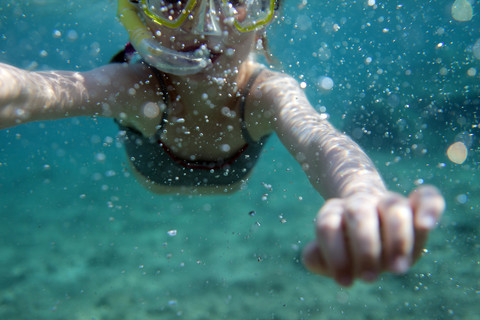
[257,0,283,66]
[275,0,282,10]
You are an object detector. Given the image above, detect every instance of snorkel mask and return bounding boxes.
[117,0,277,75]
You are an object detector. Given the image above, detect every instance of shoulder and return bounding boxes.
[82,62,163,118]
[242,61,290,83]
[243,63,301,140]
[247,64,301,111]
[81,62,165,136]
[243,62,300,106]
[84,62,161,91]
[245,63,322,135]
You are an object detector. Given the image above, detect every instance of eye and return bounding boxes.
[227,0,244,8]
[150,0,186,7]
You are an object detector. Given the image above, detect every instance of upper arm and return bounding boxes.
[254,70,331,153]
[81,63,162,120]
[243,67,320,141]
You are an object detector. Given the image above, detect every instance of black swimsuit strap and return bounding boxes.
[148,67,170,132]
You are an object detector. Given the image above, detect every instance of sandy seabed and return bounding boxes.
[1,122,478,320]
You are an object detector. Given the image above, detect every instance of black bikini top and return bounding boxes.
[112,44,271,188]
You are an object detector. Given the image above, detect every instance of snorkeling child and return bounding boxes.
[0,0,445,286]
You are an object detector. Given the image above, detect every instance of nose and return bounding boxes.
[184,0,223,36]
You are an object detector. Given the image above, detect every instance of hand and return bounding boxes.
[302,185,445,286]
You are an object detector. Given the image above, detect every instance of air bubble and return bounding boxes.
[451,0,473,22]
[142,102,161,119]
[67,29,78,41]
[316,76,334,90]
[473,39,480,60]
[467,67,477,77]
[221,144,231,152]
[456,194,468,204]
[52,29,62,38]
[95,152,106,162]
[447,141,468,164]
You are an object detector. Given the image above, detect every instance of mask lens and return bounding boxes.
[225,0,275,32]
[143,0,196,27]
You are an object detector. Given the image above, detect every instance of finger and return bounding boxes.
[315,199,353,286]
[302,241,329,275]
[378,194,414,274]
[344,195,381,282]
[409,185,446,260]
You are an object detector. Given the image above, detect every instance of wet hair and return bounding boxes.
[258,0,283,65]
[275,0,282,10]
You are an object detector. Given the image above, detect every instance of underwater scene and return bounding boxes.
[0,0,479,319]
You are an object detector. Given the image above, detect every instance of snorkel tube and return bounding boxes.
[117,0,211,75]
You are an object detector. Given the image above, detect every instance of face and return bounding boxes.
[135,0,268,77]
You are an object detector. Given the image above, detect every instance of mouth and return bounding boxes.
[180,44,222,64]
[209,51,222,64]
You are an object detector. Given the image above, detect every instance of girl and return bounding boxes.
[0,0,445,286]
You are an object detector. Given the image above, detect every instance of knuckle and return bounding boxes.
[316,214,342,234]
[379,192,406,210]
[355,230,382,258]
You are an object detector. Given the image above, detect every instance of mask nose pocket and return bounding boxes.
[190,0,223,36]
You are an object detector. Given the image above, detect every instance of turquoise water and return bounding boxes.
[1,0,479,319]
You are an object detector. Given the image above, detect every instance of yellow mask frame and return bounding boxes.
[139,0,276,33]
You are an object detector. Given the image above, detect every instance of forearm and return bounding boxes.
[0,62,156,129]
[263,74,386,199]
[296,118,387,199]
[0,63,91,127]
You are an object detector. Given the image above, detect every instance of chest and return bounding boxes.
[159,100,248,161]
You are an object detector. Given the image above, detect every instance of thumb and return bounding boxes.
[302,241,330,275]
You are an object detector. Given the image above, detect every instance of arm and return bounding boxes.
[259,75,386,199]
[256,71,445,286]
[0,62,163,136]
